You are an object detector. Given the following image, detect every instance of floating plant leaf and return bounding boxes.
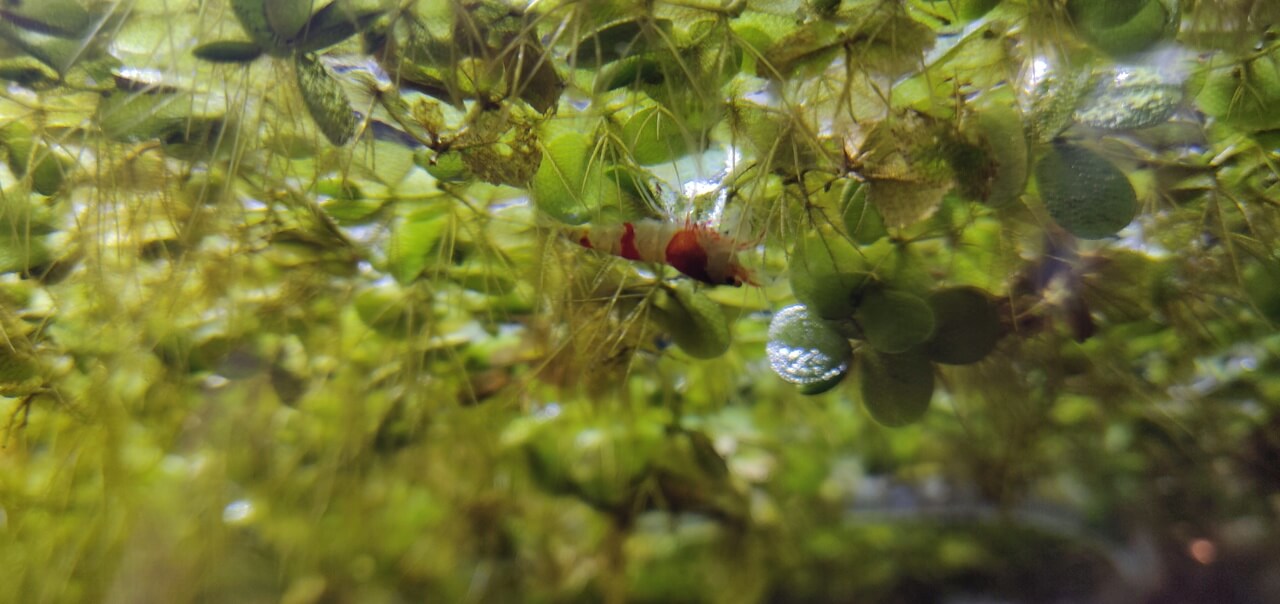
[1036,142,1137,239]
[651,284,732,359]
[924,286,1003,365]
[1195,50,1280,132]
[789,229,873,320]
[1066,0,1148,29]
[0,0,94,38]
[0,345,43,397]
[192,40,264,63]
[594,53,667,93]
[97,92,221,144]
[1028,65,1094,144]
[0,232,53,275]
[571,18,650,67]
[28,147,67,196]
[295,53,356,146]
[859,350,934,427]
[1074,67,1183,130]
[266,0,314,40]
[841,182,887,244]
[855,287,936,354]
[386,203,450,284]
[230,0,283,54]
[1,122,36,178]
[531,130,607,225]
[420,149,471,182]
[455,108,542,187]
[1077,0,1174,58]
[856,116,954,228]
[354,284,417,337]
[0,56,60,87]
[0,19,87,73]
[767,304,853,395]
[977,103,1029,208]
[622,103,690,165]
[0,123,66,196]
[294,2,385,54]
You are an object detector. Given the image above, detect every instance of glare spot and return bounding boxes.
[1028,57,1051,89]
[203,374,229,389]
[223,499,255,525]
[1188,539,1216,565]
[534,403,561,420]
[113,67,167,86]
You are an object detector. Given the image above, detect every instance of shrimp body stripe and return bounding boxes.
[576,220,681,264]
[571,219,752,287]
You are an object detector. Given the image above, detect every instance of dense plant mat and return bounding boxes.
[3,0,1280,601]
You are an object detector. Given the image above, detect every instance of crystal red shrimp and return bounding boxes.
[569,219,758,287]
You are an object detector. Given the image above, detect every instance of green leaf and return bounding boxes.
[0,19,87,73]
[789,229,874,320]
[1,123,66,195]
[294,2,385,54]
[571,18,648,67]
[841,182,887,244]
[855,287,936,354]
[1195,51,1280,132]
[976,102,1029,208]
[531,130,604,225]
[387,204,450,284]
[266,0,315,40]
[0,344,43,397]
[767,304,852,395]
[1028,65,1094,144]
[859,350,934,427]
[1074,67,1183,130]
[354,283,417,337]
[0,0,94,38]
[230,0,284,54]
[295,53,357,146]
[1066,0,1148,29]
[651,283,732,359]
[0,56,60,87]
[621,102,691,165]
[1036,142,1137,239]
[1077,0,1174,58]
[0,232,52,275]
[419,150,471,182]
[924,286,1003,365]
[192,40,265,63]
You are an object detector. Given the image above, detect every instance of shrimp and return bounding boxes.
[568,219,757,287]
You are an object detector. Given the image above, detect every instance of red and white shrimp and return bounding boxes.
[568,219,758,287]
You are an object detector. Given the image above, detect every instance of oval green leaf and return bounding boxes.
[651,284,732,359]
[192,40,264,63]
[266,0,314,40]
[295,53,356,146]
[924,286,1003,365]
[841,182,887,244]
[789,229,873,320]
[1036,142,1137,239]
[1074,67,1183,130]
[856,287,936,354]
[860,350,934,427]
[977,103,1029,209]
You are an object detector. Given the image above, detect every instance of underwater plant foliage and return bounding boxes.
[3,0,1280,601]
